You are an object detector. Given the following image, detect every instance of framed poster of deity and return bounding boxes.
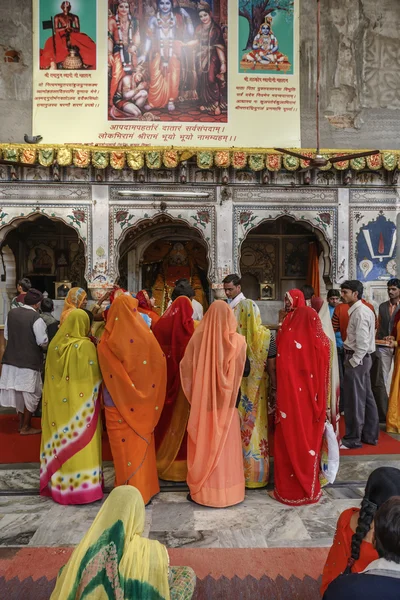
[38,0,97,70]
[238,0,295,74]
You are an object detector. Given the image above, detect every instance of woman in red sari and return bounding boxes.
[152,296,195,481]
[136,289,160,326]
[272,289,331,506]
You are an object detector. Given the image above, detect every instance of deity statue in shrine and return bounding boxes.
[144,241,208,314]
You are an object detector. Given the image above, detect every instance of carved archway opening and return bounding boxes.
[0,214,87,297]
[116,214,212,304]
[239,215,332,304]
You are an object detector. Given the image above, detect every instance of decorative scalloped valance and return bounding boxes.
[1,144,399,173]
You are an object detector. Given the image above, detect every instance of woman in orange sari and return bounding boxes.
[60,287,87,325]
[153,296,195,482]
[180,300,247,508]
[136,289,160,327]
[97,294,167,505]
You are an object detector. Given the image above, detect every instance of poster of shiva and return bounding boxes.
[238,0,294,74]
[107,0,228,122]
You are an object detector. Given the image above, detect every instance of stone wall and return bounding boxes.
[0,0,399,148]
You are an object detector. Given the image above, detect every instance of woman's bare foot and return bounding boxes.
[267,490,277,500]
[20,426,41,436]
[214,105,221,115]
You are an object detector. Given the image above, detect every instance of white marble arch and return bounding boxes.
[110,208,216,291]
[0,210,91,282]
[233,209,335,282]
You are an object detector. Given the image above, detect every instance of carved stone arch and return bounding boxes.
[0,211,90,282]
[111,208,216,285]
[234,206,336,281]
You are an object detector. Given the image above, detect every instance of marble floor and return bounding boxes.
[0,440,399,550]
[0,487,363,550]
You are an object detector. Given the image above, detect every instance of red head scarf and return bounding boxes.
[311,296,324,313]
[136,290,151,310]
[285,288,306,310]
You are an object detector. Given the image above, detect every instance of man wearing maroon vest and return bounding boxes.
[0,288,48,434]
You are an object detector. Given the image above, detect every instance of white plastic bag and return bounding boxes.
[319,421,340,486]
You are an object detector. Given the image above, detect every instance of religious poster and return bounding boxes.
[32,0,300,147]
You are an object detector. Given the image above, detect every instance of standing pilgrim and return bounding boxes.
[272,289,331,505]
[340,280,379,449]
[223,274,246,316]
[0,289,47,434]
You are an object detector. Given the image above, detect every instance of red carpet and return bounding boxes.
[0,547,328,599]
[0,414,113,464]
[338,417,400,455]
[1,413,399,465]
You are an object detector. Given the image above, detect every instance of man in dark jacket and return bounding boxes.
[0,289,48,434]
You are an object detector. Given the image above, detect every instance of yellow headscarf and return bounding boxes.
[40,309,103,504]
[60,286,87,325]
[50,486,170,599]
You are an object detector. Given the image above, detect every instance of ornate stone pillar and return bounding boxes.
[88,185,113,300]
[212,186,234,300]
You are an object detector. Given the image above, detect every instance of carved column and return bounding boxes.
[88,185,113,300]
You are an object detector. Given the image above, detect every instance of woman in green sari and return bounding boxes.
[51,486,196,599]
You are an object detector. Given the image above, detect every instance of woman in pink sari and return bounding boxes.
[180,300,246,508]
[272,289,331,506]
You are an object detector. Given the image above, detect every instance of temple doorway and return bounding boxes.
[239,216,331,324]
[0,215,86,316]
[118,219,210,315]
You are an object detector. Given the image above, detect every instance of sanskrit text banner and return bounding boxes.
[32,0,300,148]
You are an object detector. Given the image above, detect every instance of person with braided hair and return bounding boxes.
[321,466,400,595]
[323,496,400,599]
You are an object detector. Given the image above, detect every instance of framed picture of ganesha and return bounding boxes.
[107,0,228,123]
[39,0,97,70]
[238,1,295,75]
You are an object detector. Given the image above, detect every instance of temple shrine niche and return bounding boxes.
[239,216,331,323]
[118,222,210,315]
[0,215,86,299]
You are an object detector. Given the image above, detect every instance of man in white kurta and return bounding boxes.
[0,288,48,435]
[223,274,246,317]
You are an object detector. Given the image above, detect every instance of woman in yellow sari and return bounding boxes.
[50,486,196,600]
[236,299,274,488]
[386,317,400,432]
[60,287,87,325]
[40,309,103,504]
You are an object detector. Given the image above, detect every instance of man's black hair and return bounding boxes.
[374,496,400,564]
[222,274,241,286]
[340,280,363,300]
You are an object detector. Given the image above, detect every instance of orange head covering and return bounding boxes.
[97,294,167,439]
[60,287,87,325]
[180,300,246,495]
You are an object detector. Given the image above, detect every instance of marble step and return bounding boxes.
[1,455,399,493]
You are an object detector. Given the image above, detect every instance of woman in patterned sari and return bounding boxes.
[50,486,196,600]
[40,309,103,505]
[60,287,87,325]
[97,294,167,505]
[236,299,275,488]
[153,296,195,482]
[271,292,331,506]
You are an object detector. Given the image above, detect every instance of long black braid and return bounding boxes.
[344,498,377,573]
[344,466,400,574]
